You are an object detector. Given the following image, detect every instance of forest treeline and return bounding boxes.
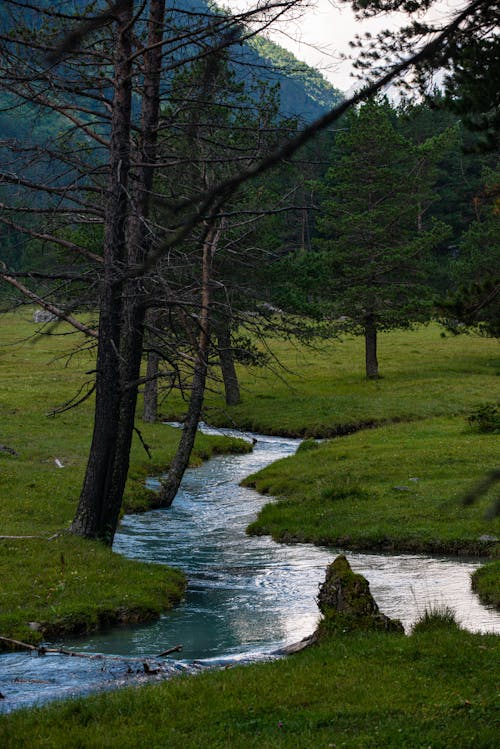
[0,0,498,543]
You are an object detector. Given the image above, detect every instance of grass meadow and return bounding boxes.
[0,311,499,746]
[1,624,498,748]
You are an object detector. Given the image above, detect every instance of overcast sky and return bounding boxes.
[264,0,403,93]
[228,0,462,93]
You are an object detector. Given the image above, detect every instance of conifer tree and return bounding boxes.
[313,100,449,378]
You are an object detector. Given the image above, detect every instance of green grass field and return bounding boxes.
[244,416,499,555]
[192,323,500,575]
[198,324,500,436]
[1,311,499,746]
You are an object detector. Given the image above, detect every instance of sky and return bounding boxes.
[262,0,403,93]
[227,0,463,94]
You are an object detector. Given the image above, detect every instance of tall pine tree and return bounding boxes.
[313,100,449,378]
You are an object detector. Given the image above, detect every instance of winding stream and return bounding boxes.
[1,428,499,713]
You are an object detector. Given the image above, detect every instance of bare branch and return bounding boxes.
[47,0,131,64]
[0,270,98,338]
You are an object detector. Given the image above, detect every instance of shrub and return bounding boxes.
[467,403,500,434]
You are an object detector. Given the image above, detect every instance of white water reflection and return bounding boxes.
[1,427,498,712]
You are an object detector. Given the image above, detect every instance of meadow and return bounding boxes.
[1,311,499,745]
[185,322,500,575]
[198,324,500,437]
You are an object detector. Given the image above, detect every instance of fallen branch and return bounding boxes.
[157,644,183,657]
[0,636,40,651]
[0,635,183,661]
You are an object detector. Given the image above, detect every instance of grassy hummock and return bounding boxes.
[0,311,250,646]
[244,416,500,556]
[472,560,500,609]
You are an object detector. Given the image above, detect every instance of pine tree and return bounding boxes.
[314,100,449,378]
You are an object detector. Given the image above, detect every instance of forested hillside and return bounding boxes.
[0,0,342,139]
[0,0,342,273]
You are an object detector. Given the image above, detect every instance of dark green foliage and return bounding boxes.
[314,104,447,315]
[313,99,448,323]
[342,0,500,149]
[440,166,500,337]
[278,99,450,376]
[397,99,496,293]
[442,35,500,151]
[467,403,500,434]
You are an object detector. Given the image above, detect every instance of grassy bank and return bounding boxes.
[244,416,500,556]
[1,313,499,743]
[199,325,500,437]
[0,311,250,646]
[191,324,499,595]
[472,561,500,609]
[1,622,498,747]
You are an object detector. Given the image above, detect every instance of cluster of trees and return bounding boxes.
[273,97,498,377]
[0,0,498,541]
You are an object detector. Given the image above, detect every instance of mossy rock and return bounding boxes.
[316,555,404,636]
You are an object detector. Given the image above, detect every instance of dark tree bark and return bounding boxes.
[71,0,134,542]
[71,0,165,543]
[216,318,240,406]
[364,314,379,380]
[143,350,160,423]
[157,224,220,507]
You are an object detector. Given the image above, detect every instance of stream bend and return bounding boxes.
[1,427,499,712]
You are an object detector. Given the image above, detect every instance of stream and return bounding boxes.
[1,427,499,713]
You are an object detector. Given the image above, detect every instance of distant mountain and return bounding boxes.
[0,1,342,125]
[0,2,343,272]
[246,36,342,120]
[0,1,342,197]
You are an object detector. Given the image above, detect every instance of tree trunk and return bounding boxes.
[103,0,166,538]
[216,318,240,406]
[71,1,133,543]
[71,0,165,544]
[364,314,379,379]
[143,349,160,422]
[157,224,220,507]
